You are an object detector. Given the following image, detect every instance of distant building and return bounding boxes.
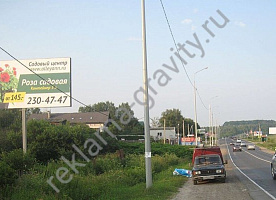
[253,131,262,137]
[150,127,176,141]
[28,111,110,131]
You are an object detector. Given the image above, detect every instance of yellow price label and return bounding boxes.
[3,92,26,103]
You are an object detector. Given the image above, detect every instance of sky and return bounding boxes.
[0,0,276,127]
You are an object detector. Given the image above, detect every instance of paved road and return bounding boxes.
[227,138,276,200]
[170,139,276,200]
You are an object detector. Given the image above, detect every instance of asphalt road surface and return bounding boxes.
[170,139,276,200]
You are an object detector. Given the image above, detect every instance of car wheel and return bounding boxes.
[193,180,197,185]
[221,178,226,183]
[271,166,276,180]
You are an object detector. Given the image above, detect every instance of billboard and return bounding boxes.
[0,58,71,109]
[183,137,195,142]
[269,127,276,135]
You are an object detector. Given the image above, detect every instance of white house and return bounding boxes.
[150,127,176,141]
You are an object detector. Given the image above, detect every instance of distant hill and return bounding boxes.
[220,120,276,137]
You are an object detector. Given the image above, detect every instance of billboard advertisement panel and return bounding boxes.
[0,58,71,109]
[269,127,276,135]
[183,137,195,142]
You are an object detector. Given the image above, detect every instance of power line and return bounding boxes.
[159,0,193,86]
[159,0,208,110]
[197,89,208,110]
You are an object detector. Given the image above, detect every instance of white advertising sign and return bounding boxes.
[269,127,276,135]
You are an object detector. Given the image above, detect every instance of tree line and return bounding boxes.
[220,120,276,137]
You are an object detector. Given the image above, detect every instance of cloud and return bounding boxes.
[235,21,246,27]
[127,37,142,41]
[181,19,192,24]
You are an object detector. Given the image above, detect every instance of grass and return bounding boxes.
[246,135,276,151]
[0,153,191,200]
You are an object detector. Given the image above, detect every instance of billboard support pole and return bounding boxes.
[22,108,27,153]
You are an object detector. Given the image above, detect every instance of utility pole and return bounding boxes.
[215,120,217,146]
[163,119,166,144]
[141,0,152,188]
[259,124,261,142]
[183,119,185,145]
[178,123,180,145]
[194,67,208,146]
[209,96,218,147]
[209,105,211,146]
[211,113,214,146]
[194,76,198,146]
[22,108,27,153]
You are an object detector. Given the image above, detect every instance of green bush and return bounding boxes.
[0,161,17,186]
[152,154,180,174]
[1,149,36,172]
[27,121,92,163]
[26,120,121,163]
[124,166,146,186]
[119,142,193,160]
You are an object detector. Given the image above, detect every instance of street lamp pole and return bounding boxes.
[141,0,152,188]
[211,112,214,146]
[209,96,218,146]
[194,67,208,146]
[209,104,211,146]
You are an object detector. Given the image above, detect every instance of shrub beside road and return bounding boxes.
[0,136,193,199]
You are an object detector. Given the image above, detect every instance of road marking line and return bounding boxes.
[225,139,276,200]
[243,150,271,163]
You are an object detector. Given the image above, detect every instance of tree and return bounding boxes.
[0,109,21,153]
[151,117,160,128]
[26,108,41,117]
[78,101,143,136]
[159,109,199,136]
[159,109,184,133]
[110,102,143,135]
[220,120,276,137]
[79,101,116,118]
[0,109,21,130]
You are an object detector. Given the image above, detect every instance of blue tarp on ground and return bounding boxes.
[173,168,192,178]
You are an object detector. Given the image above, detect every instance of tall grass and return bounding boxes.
[0,153,190,200]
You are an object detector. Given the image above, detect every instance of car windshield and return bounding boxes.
[195,155,222,165]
